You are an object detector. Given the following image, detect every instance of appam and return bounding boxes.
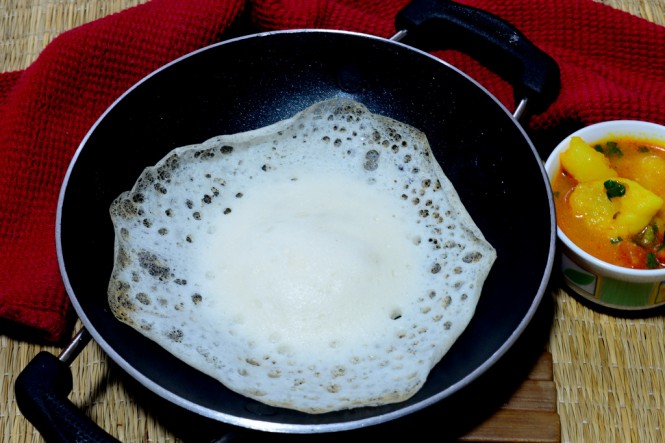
[107,98,496,414]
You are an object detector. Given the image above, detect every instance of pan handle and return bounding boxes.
[15,329,120,443]
[394,0,560,117]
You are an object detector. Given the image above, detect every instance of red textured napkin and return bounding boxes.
[2,0,665,343]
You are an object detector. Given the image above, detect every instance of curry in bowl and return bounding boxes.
[551,134,665,270]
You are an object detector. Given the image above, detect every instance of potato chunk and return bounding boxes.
[569,181,620,235]
[613,178,664,236]
[560,136,618,182]
[569,178,663,238]
[616,154,665,200]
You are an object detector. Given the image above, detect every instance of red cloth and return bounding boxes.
[2,0,664,343]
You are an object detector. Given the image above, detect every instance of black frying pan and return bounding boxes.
[16,1,559,440]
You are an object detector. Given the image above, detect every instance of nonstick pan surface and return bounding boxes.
[56,29,555,433]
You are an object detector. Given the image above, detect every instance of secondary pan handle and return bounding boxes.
[14,329,120,443]
[394,0,560,120]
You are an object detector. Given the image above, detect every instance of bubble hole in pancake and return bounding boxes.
[107,98,497,414]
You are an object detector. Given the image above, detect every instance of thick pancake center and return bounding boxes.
[198,172,419,353]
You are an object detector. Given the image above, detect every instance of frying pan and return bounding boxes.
[16,0,560,440]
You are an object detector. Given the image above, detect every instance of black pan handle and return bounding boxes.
[15,330,120,443]
[395,0,560,116]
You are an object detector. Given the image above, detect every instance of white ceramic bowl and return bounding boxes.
[544,120,665,311]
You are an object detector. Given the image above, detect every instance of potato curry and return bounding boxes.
[552,135,665,269]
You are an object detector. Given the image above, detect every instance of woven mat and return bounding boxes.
[2,1,665,442]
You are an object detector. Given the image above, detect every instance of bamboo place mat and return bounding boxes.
[2,1,665,442]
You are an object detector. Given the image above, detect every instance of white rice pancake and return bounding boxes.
[107,98,496,414]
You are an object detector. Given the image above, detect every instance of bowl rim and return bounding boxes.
[544,119,665,280]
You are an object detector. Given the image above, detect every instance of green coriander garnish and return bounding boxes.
[605,141,623,157]
[646,253,658,269]
[604,179,626,199]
